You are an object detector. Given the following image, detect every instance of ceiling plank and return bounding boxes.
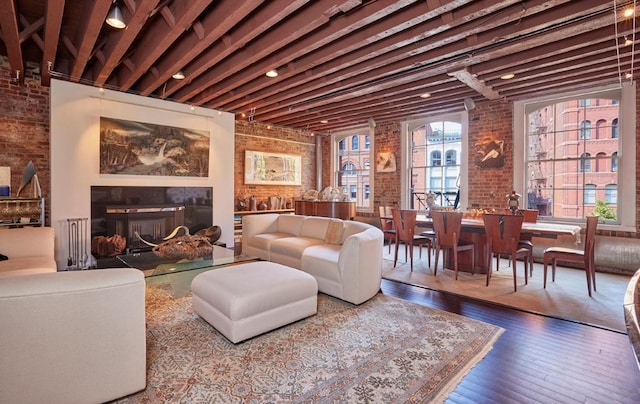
[146,0,310,98]
[69,1,112,82]
[41,0,65,86]
[168,0,359,103]
[117,0,212,90]
[136,0,268,96]
[181,0,464,105]
[211,0,482,111]
[0,0,24,84]
[252,2,619,123]
[218,0,549,115]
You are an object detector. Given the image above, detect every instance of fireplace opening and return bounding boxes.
[91,186,213,256]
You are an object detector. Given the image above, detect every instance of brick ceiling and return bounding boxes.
[0,0,637,133]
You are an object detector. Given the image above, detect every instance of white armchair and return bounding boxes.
[0,268,146,403]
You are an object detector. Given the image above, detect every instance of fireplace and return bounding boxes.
[105,204,185,252]
[91,186,213,255]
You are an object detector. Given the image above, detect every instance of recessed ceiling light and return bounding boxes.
[320,120,329,124]
[625,36,634,46]
[266,70,278,78]
[172,71,185,80]
[500,73,515,80]
[623,7,634,18]
[419,93,431,98]
[625,72,633,79]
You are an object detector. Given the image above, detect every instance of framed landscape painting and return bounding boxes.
[244,150,302,185]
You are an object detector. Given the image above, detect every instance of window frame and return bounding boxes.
[331,128,374,213]
[513,83,636,231]
[400,112,469,211]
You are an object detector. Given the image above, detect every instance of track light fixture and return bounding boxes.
[106,1,126,29]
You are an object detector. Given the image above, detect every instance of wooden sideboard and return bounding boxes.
[294,200,356,220]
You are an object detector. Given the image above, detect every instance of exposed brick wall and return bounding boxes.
[320,135,331,190]
[234,120,316,210]
[467,99,514,210]
[0,57,50,223]
[374,121,402,214]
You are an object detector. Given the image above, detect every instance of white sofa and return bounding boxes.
[242,214,384,305]
[0,267,147,403]
[0,226,57,276]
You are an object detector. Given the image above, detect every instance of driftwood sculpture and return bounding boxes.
[135,225,214,261]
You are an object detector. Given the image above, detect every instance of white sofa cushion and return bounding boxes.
[299,216,331,239]
[302,244,342,283]
[246,232,291,252]
[0,227,57,276]
[0,258,56,277]
[277,214,305,235]
[0,227,54,259]
[270,236,325,268]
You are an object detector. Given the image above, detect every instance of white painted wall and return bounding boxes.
[50,79,235,269]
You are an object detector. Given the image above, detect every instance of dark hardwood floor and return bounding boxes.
[380,278,640,403]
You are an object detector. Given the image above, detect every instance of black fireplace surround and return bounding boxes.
[91,186,213,254]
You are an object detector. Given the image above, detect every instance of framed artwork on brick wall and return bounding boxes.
[244,150,302,185]
[474,139,504,169]
[99,117,210,177]
[376,152,396,172]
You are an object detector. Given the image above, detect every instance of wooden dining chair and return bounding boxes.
[519,209,538,276]
[392,209,432,271]
[482,213,531,292]
[543,215,598,297]
[379,205,395,254]
[430,210,474,279]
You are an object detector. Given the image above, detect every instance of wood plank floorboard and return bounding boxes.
[380,278,640,403]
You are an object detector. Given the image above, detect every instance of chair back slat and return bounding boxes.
[431,211,463,248]
[520,209,538,223]
[483,213,524,255]
[392,209,417,242]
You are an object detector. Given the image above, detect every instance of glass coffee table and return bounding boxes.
[117,245,256,277]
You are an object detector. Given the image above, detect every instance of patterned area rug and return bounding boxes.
[113,283,503,403]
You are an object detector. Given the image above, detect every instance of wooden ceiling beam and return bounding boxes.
[169,0,364,103]
[41,0,65,86]
[69,1,112,82]
[191,0,510,108]
[273,81,470,130]
[117,0,211,90]
[217,0,558,115]
[0,0,24,84]
[447,68,501,99]
[216,0,483,112]
[136,0,268,96]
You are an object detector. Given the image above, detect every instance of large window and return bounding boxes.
[523,91,622,222]
[333,129,373,212]
[408,120,463,209]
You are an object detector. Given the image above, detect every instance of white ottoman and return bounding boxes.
[191,261,318,343]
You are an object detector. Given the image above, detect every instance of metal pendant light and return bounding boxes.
[106,1,126,29]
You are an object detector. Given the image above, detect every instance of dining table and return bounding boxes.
[411,214,583,274]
